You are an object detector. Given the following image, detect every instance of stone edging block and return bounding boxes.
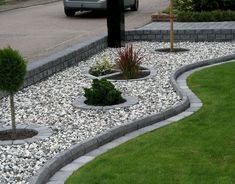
[29,53,235,184]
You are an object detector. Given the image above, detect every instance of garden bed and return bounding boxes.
[0,41,235,183]
[66,61,235,183]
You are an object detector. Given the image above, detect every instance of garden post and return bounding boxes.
[106,0,125,47]
[10,93,16,139]
[170,0,174,52]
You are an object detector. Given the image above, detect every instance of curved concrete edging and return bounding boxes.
[29,54,235,184]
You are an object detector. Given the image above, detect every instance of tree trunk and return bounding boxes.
[10,93,16,140]
[170,0,174,52]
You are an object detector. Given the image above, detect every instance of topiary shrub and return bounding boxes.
[0,46,27,139]
[84,79,124,106]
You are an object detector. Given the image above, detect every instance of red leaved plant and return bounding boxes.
[116,44,144,79]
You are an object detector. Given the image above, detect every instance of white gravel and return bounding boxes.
[0,41,235,184]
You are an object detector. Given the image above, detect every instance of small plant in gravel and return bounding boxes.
[0,46,27,139]
[89,57,115,76]
[84,79,123,106]
[116,44,143,79]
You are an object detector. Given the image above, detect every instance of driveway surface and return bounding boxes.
[0,0,168,63]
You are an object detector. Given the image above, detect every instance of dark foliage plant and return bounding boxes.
[0,46,27,139]
[84,79,123,106]
[116,44,144,79]
[177,10,235,22]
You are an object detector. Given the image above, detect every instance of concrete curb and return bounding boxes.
[29,54,235,184]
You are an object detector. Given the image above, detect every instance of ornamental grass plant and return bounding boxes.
[116,44,144,79]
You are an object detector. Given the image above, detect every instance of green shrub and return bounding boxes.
[175,0,235,11]
[84,79,123,106]
[0,46,27,93]
[116,44,143,79]
[177,10,235,22]
[89,57,115,76]
[174,0,194,11]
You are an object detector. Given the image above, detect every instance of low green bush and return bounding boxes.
[84,79,123,106]
[177,10,235,22]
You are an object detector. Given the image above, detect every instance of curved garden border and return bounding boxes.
[29,53,235,184]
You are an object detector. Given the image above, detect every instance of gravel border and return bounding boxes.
[29,53,235,184]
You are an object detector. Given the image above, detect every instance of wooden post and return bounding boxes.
[170,0,174,52]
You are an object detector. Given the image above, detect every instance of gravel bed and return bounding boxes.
[0,41,235,184]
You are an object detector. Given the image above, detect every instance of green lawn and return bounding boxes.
[66,61,235,184]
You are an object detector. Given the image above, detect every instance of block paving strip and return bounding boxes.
[29,54,235,184]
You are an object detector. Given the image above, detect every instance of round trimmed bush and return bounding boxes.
[84,79,124,106]
[0,47,27,93]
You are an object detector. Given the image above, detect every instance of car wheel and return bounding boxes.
[131,0,139,11]
[64,8,76,17]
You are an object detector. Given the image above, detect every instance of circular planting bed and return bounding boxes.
[0,129,38,141]
[82,66,157,81]
[0,124,53,145]
[0,42,235,184]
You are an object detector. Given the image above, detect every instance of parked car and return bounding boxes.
[63,0,139,17]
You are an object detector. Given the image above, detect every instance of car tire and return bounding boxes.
[130,0,139,11]
[64,8,76,17]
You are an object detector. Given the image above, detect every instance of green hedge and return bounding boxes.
[174,0,235,11]
[177,10,235,22]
